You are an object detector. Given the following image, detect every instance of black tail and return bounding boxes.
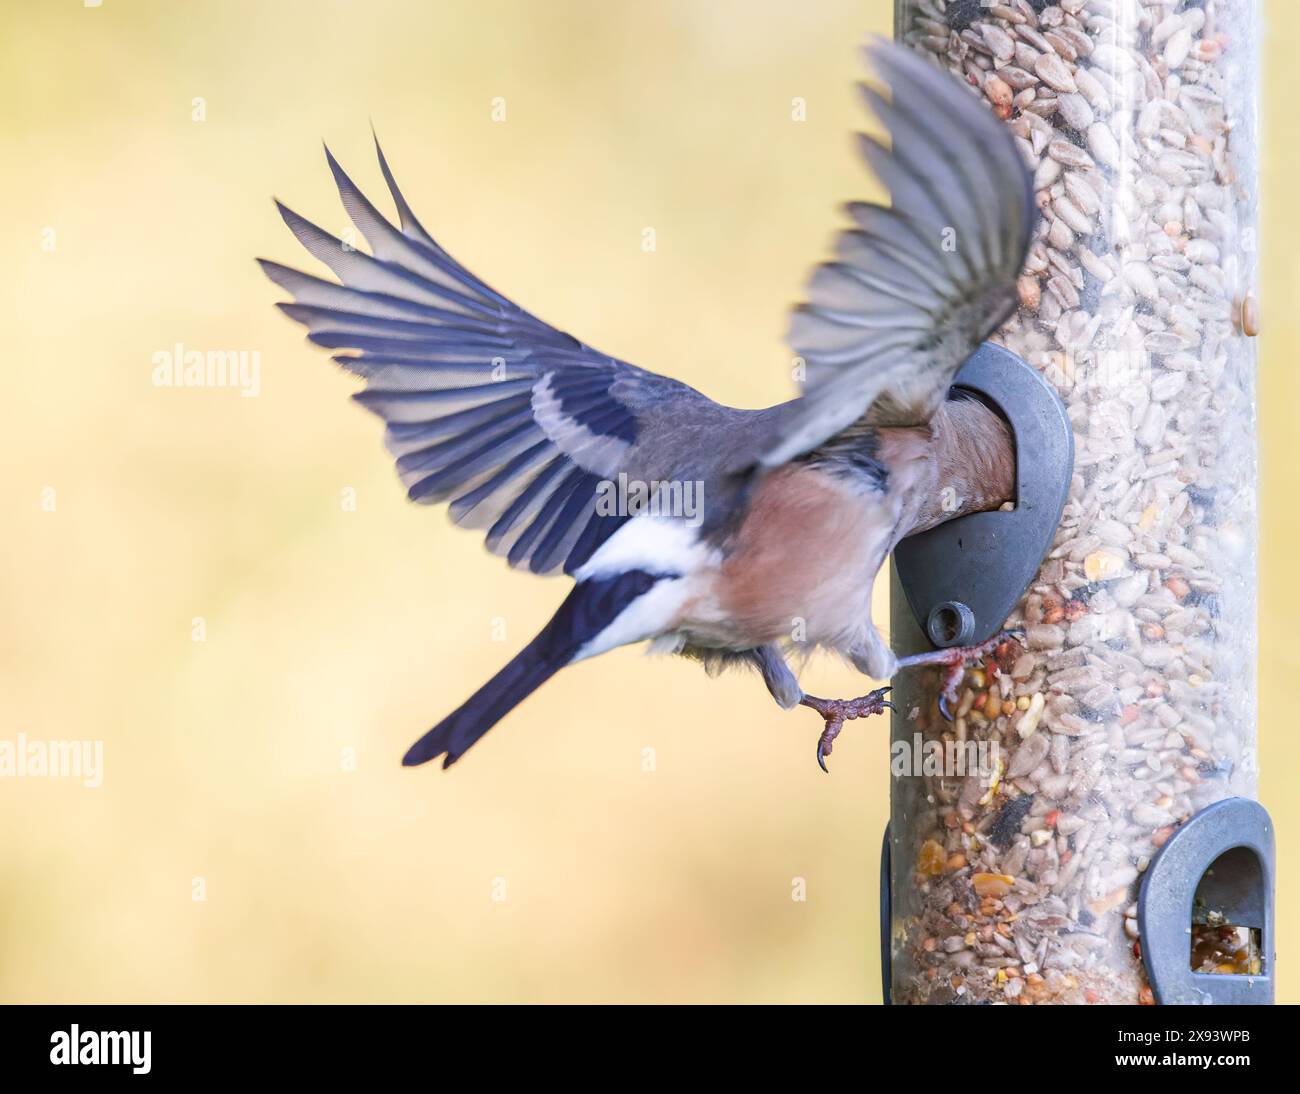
[402,570,661,769]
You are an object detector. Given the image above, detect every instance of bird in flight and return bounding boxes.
[261,40,1035,772]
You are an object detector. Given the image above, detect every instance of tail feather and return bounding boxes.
[403,569,661,769]
[402,643,560,768]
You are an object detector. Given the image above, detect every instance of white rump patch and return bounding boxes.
[574,515,713,581]
[571,578,692,664]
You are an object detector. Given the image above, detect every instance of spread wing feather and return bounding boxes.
[262,140,725,576]
[759,40,1035,469]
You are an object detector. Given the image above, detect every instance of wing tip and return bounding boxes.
[273,197,309,234]
[321,140,345,180]
[322,140,359,197]
[370,129,441,250]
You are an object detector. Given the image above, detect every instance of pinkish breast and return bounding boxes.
[679,465,894,650]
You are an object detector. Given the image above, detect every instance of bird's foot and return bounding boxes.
[799,687,894,773]
[894,630,1025,721]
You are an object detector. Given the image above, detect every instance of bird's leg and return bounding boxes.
[747,644,803,710]
[799,688,894,773]
[893,630,1024,720]
[793,629,1020,772]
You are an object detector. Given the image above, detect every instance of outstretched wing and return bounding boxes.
[262,139,727,576]
[758,40,1036,469]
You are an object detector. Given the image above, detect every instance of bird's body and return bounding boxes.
[261,41,1035,770]
[698,463,888,651]
[610,396,1014,656]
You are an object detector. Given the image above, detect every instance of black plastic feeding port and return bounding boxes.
[894,342,1074,648]
[1138,798,1275,1004]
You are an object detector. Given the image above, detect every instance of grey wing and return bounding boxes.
[262,139,731,576]
[758,39,1036,469]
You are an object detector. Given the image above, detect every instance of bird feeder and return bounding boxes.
[884,0,1270,1004]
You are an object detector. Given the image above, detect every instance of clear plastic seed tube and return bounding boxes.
[889,0,1259,1005]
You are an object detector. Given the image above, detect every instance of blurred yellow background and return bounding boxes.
[1,0,1294,1003]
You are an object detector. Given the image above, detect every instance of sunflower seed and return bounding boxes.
[1057,92,1095,130]
[1035,52,1079,94]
